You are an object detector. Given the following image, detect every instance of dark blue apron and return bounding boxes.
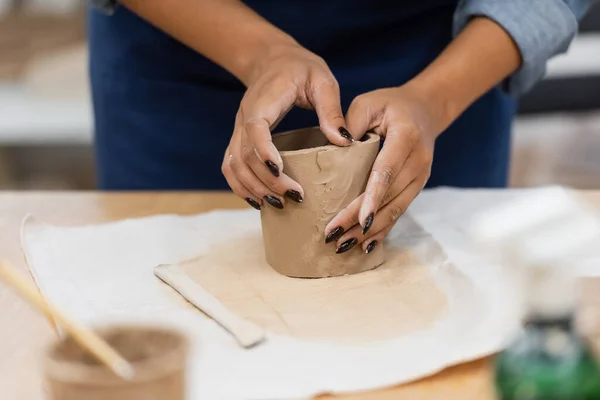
[88,0,516,190]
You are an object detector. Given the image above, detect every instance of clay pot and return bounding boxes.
[260,127,385,278]
[44,325,189,400]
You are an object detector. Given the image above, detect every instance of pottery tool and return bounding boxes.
[154,264,266,348]
[0,261,135,380]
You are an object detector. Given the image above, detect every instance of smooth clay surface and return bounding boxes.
[260,127,385,278]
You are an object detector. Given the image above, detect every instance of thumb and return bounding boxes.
[310,78,355,146]
[345,93,385,142]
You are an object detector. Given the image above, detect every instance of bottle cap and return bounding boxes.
[524,261,576,319]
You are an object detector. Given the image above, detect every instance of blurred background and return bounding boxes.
[0,1,599,190]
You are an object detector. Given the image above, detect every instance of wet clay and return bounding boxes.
[161,214,448,344]
[44,325,188,400]
[260,127,385,278]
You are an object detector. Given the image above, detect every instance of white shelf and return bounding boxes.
[0,85,92,145]
[546,33,600,78]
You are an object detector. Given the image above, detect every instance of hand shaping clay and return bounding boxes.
[260,127,385,278]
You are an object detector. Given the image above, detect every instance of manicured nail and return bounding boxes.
[325,226,344,244]
[265,160,280,177]
[338,127,354,143]
[359,134,369,142]
[245,198,261,210]
[285,190,303,203]
[264,195,283,209]
[336,238,357,254]
[362,212,374,235]
[365,240,377,254]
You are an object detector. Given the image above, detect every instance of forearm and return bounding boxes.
[120,0,297,86]
[410,17,521,134]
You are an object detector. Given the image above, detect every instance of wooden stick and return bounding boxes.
[0,261,134,380]
[154,264,266,349]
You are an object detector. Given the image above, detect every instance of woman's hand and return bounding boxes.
[121,0,353,209]
[324,82,448,254]
[323,16,523,254]
[222,41,353,211]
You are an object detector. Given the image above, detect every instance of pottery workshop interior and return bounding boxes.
[2,1,600,399]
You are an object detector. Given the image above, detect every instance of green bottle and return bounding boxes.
[468,188,600,399]
[494,262,600,400]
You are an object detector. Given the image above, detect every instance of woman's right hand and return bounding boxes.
[222,41,354,211]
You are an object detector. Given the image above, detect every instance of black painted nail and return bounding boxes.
[361,129,376,142]
[264,195,283,209]
[265,160,280,177]
[362,212,374,235]
[338,127,354,142]
[285,190,303,203]
[245,198,261,210]
[365,240,377,254]
[336,238,358,254]
[325,226,344,244]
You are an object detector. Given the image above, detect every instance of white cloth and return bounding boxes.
[20,186,600,399]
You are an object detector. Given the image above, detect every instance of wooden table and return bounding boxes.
[1,191,599,400]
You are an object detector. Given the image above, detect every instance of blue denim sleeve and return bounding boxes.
[453,0,593,96]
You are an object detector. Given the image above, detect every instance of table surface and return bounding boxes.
[1,191,599,400]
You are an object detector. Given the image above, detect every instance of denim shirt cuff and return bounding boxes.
[453,0,581,96]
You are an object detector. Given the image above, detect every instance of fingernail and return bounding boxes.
[362,212,374,235]
[325,226,344,244]
[365,240,377,254]
[264,195,283,209]
[285,190,303,203]
[336,238,357,254]
[265,160,280,177]
[338,127,354,143]
[245,198,261,210]
[359,134,369,142]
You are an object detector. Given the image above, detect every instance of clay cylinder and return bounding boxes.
[260,127,385,278]
[44,325,189,400]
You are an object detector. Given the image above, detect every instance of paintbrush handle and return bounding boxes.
[0,261,134,380]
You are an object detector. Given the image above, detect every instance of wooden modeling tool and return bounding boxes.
[155,263,266,348]
[0,261,135,380]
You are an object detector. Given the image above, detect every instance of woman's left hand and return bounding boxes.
[325,82,447,254]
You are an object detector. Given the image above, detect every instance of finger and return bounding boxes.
[241,81,297,173]
[359,129,416,229]
[221,151,262,210]
[324,151,425,243]
[229,129,287,209]
[339,175,426,254]
[222,114,263,208]
[241,134,304,203]
[324,194,363,243]
[336,174,426,248]
[309,77,352,146]
[244,118,284,176]
[361,228,392,255]
[230,154,286,209]
[345,93,385,142]
[378,151,428,208]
